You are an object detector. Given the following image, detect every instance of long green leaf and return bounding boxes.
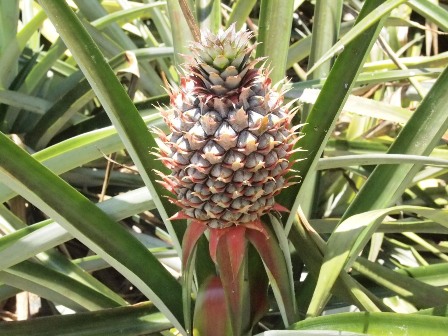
[166,0,194,67]
[0,90,51,114]
[310,218,448,235]
[226,0,257,30]
[0,187,158,296]
[291,312,448,335]
[197,0,221,33]
[396,263,448,287]
[0,1,19,56]
[0,132,184,333]
[40,249,128,306]
[284,0,386,229]
[289,212,386,314]
[0,9,46,90]
[0,200,127,306]
[289,68,444,93]
[306,0,343,79]
[256,0,295,82]
[308,206,448,317]
[92,2,166,29]
[299,0,343,216]
[306,0,408,75]
[37,0,185,256]
[0,260,121,311]
[0,302,171,336]
[362,52,448,72]
[74,0,165,95]
[0,113,163,203]
[297,88,413,123]
[408,0,448,32]
[25,50,159,149]
[287,22,354,70]
[352,257,448,308]
[341,65,448,221]
[316,154,448,170]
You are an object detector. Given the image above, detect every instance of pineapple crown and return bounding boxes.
[191,24,255,70]
[186,24,260,96]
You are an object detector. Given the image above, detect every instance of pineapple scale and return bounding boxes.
[157,25,296,229]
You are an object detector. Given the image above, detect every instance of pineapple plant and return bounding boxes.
[155,24,298,230]
[153,23,300,335]
[2,1,448,336]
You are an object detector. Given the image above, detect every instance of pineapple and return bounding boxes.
[155,24,297,229]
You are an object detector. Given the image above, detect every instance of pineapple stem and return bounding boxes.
[178,0,201,42]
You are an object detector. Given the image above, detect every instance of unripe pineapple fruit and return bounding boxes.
[155,24,297,229]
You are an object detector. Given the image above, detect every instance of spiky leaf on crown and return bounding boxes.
[187,25,259,96]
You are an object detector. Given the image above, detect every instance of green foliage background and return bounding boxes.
[0,0,447,335]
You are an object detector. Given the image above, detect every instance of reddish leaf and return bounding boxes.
[193,276,232,336]
[272,202,290,213]
[243,219,267,233]
[247,223,297,326]
[209,226,232,264]
[182,220,207,271]
[215,228,250,336]
[169,210,192,221]
[224,226,247,281]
